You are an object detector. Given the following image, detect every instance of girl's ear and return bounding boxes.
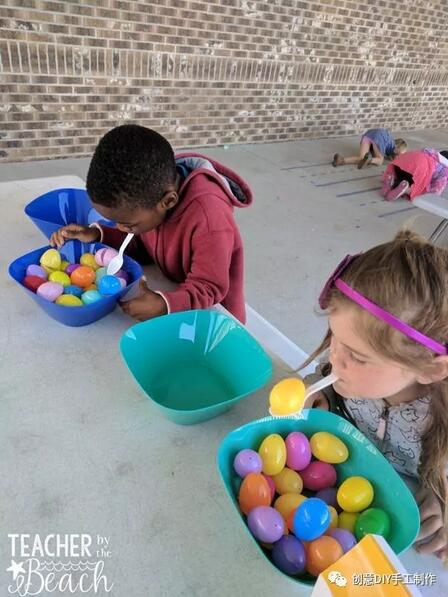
[416,356,448,385]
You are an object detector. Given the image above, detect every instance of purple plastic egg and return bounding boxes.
[247,506,285,543]
[272,535,307,575]
[285,432,312,471]
[327,528,357,554]
[94,248,108,266]
[301,461,337,491]
[65,263,80,275]
[315,487,338,509]
[26,264,47,279]
[36,281,64,302]
[115,269,130,284]
[117,277,127,289]
[233,449,263,478]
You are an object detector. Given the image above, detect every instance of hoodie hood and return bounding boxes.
[172,152,253,218]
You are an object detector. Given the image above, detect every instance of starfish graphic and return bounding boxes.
[6,559,25,580]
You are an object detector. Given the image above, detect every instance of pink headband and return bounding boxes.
[319,254,448,356]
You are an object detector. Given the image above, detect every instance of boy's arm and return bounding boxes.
[93,224,152,264]
[157,229,234,314]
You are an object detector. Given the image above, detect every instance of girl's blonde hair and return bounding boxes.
[394,138,407,154]
[304,230,448,510]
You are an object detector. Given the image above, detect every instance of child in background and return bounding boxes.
[302,230,448,558]
[333,128,407,169]
[382,148,448,201]
[50,125,252,323]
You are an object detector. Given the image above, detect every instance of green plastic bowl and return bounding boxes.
[217,410,420,587]
[120,310,273,425]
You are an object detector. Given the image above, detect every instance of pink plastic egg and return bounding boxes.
[262,474,276,501]
[285,432,312,471]
[102,248,118,267]
[301,461,337,491]
[36,281,64,302]
[94,248,108,266]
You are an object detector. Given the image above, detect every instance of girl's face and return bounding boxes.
[328,306,418,401]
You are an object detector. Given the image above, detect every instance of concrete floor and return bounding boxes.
[1,129,448,597]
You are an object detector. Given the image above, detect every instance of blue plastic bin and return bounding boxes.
[24,187,114,240]
[8,240,143,327]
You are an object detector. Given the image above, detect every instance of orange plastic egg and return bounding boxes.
[306,536,343,577]
[238,473,271,515]
[70,265,96,289]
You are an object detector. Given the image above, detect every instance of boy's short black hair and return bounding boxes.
[86,124,177,209]
[440,150,448,160]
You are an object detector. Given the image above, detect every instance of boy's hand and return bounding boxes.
[414,485,448,559]
[120,279,167,321]
[50,224,100,249]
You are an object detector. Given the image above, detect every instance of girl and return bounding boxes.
[303,230,448,559]
[333,128,407,169]
[382,148,448,201]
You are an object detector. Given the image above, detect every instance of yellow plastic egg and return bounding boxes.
[338,511,359,533]
[272,467,303,495]
[55,294,83,306]
[49,271,71,287]
[258,434,287,475]
[40,248,61,270]
[310,432,349,464]
[80,252,99,270]
[269,377,305,416]
[328,506,338,529]
[60,260,70,272]
[337,476,374,513]
[274,492,306,521]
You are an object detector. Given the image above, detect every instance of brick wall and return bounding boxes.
[1,0,448,162]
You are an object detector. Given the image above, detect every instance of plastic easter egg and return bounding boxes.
[355,508,390,541]
[95,267,107,283]
[82,290,102,305]
[99,275,122,296]
[306,536,343,577]
[71,265,95,288]
[95,248,108,266]
[65,263,80,275]
[49,271,71,287]
[85,284,97,291]
[285,501,307,531]
[233,449,263,478]
[258,434,286,476]
[310,432,349,464]
[301,461,337,491]
[272,468,303,495]
[247,506,285,543]
[274,493,306,521]
[269,377,305,416]
[115,269,130,284]
[262,474,276,501]
[238,473,271,515]
[316,487,338,509]
[23,275,46,292]
[338,511,359,533]
[326,528,357,554]
[293,498,331,541]
[118,277,127,289]
[37,281,64,302]
[26,264,47,279]
[40,248,61,270]
[64,285,83,298]
[328,506,338,529]
[337,476,374,513]
[41,264,56,275]
[55,294,83,306]
[102,248,119,267]
[272,535,307,576]
[60,260,70,272]
[285,431,312,471]
[80,252,99,270]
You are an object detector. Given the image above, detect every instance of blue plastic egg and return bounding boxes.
[64,285,83,298]
[293,497,330,541]
[82,289,102,305]
[99,275,122,296]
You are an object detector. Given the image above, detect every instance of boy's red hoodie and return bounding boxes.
[97,152,252,323]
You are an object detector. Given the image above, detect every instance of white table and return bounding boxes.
[1,176,446,596]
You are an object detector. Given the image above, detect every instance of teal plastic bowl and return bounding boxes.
[217,410,420,587]
[120,310,273,425]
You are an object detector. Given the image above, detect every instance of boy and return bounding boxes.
[332,128,407,169]
[50,125,252,322]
